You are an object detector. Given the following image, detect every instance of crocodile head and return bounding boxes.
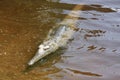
[28,44,50,66]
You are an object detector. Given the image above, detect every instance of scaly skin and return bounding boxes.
[28,25,75,65]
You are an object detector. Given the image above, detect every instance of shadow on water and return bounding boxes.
[24,48,66,73]
[48,2,116,12]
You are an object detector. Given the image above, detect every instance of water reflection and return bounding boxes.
[66,68,102,77]
[24,48,65,72]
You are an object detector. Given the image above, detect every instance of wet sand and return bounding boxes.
[0,0,120,80]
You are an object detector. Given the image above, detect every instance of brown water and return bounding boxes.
[0,0,120,80]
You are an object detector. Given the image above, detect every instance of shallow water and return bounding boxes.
[0,0,120,80]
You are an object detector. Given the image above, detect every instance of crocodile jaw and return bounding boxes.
[28,45,49,65]
[28,42,58,66]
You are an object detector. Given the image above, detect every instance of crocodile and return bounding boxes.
[28,24,76,65]
[28,2,81,66]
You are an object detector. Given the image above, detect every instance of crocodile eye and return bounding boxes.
[39,45,44,48]
[43,46,50,50]
[43,48,48,50]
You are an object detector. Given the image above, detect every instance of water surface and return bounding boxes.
[0,0,120,80]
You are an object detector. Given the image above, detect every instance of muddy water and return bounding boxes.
[0,0,120,80]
